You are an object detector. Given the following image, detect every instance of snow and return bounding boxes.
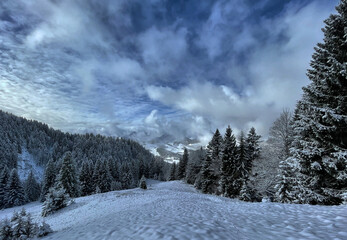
[17,147,44,182]
[1,181,346,240]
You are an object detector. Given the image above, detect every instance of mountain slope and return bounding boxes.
[1,181,346,240]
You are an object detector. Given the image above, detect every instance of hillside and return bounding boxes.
[0,110,167,183]
[1,180,346,240]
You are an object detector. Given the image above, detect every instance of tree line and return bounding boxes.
[169,0,347,205]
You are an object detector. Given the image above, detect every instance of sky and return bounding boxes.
[0,0,339,145]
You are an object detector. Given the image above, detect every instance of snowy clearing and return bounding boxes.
[1,180,346,240]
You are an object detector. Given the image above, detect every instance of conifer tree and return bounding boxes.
[42,185,71,217]
[6,169,26,208]
[168,163,177,181]
[139,175,147,189]
[246,127,261,169]
[288,1,347,205]
[93,159,113,193]
[24,170,41,202]
[40,159,56,202]
[275,159,295,203]
[177,148,189,180]
[220,126,237,197]
[206,129,223,194]
[79,161,93,196]
[0,166,10,209]
[200,155,214,194]
[56,152,79,198]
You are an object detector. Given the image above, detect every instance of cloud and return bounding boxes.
[0,0,339,146]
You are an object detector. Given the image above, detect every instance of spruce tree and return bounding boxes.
[56,152,79,198]
[246,127,261,169]
[177,148,189,180]
[288,1,347,205]
[40,158,56,202]
[275,159,295,203]
[220,126,237,197]
[206,129,223,194]
[0,166,10,209]
[79,161,94,196]
[6,169,26,208]
[24,170,41,202]
[93,159,112,193]
[200,155,214,194]
[42,185,71,217]
[168,162,177,181]
[139,175,147,189]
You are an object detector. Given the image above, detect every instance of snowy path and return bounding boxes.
[1,181,347,240]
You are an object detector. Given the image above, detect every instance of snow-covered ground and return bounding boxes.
[17,147,44,182]
[1,181,346,240]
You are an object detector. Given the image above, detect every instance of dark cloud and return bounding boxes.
[0,0,339,144]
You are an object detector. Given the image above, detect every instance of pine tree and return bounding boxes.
[275,159,295,203]
[139,175,147,189]
[200,155,214,194]
[42,185,71,217]
[24,170,41,202]
[56,152,79,198]
[246,127,261,169]
[177,148,189,180]
[40,158,56,202]
[0,166,10,209]
[206,129,223,194]
[6,169,26,208]
[0,218,12,239]
[93,159,112,193]
[220,126,237,197]
[288,1,347,205]
[168,162,177,181]
[79,161,93,196]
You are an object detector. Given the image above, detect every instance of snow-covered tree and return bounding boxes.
[288,1,347,205]
[200,155,214,194]
[24,170,41,202]
[42,186,71,217]
[168,162,177,181]
[186,147,204,185]
[275,158,296,203]
[80,161,94,196]
[139,175,147,189]
[269,109,293,160]
[6,169,26,208]
[177,148,189,180]
[206,129,223,194]
[246,127,261,166]
[93,159,112,193]
[37,221,53,237]
[0,218,12,240]
[220,126,237,197]
[56,152,79,198]
[0,166,10,209]
[40,158,56,202]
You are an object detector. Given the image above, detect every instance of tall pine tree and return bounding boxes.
[220,126,237,197]
[79,161,94,196]
[40,159,56,202]
[24,170,41,202]
[206,129,223,194]
[6,169,26,208]
[177,148,189,180]
[288,1,347,205]
[56,152,79,198]
[0,166,10,209]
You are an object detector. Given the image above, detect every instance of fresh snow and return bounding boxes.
[17,147,44,182]
[1,181,346,240]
